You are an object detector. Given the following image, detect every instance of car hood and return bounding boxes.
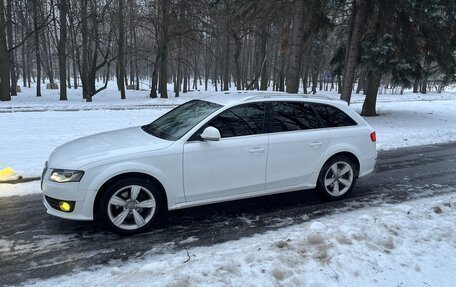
[48,127,173,169]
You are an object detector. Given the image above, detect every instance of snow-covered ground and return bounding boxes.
[23,192,456,287]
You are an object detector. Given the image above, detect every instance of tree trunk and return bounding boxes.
[33,0,41,97]
[67,61,71,88]
[223,29,230,91]
[81,0,90,101]
[150,53,159,98]
[26,40,31,87]
[158,0,169,98]
[356,74,364,93]
[21,26,26,88]
[412,79,419,93]
[285,0,318,93]
[183,39,188,93]
[0,0,10,101]
[337,74,342,93]
[233,35,242,90]
[302,48,311,94]
[420,56,430,94]
[133,21,139,90]
[259,26,268,91]
[43,30,54,83]
[183,66,188,93]
[69,11,78,89]
[341,0,368,104]
[278,52,285,92]
[6,0,17,96]
[175,38,181,97]
[117,0,126,99]
[310,41,323,94]
[193,53,198,90]
[361,71,382,116]
[58,0,68,100]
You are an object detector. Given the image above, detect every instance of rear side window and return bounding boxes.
[271,102,320,132]
[208,103,266,138]
[313,104,357,127]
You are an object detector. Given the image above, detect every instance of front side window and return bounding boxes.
[142,100,222,141]
[313,104,357,127]
[208,103,266,138]
[271,102,320,132]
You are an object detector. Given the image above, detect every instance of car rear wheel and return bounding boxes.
[99,178,163,234]
[317,156,358,200]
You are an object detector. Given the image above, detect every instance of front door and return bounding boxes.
[183,103,267,202]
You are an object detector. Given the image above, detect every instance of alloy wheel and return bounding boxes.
[107,185,157,231]
[324,161,354,197]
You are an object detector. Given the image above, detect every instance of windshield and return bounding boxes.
[142,100,222,141]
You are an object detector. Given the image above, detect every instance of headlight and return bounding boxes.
[49,169,84,183]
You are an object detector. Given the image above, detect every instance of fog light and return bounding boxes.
[59,201,71,212]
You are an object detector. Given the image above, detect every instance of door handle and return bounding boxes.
[309,141,322,147]
[249,147,265,153]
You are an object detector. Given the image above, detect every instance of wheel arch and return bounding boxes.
[93,172,168,219]
[322,151,360,177]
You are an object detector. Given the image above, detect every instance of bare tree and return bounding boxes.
[0,0,10,101]
[58,0,68,100]
[117,0,126,99]
[340,0,368,104]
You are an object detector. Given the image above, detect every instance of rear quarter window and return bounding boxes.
[313,104,357,127]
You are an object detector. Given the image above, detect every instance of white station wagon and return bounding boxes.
[42,93,377,234]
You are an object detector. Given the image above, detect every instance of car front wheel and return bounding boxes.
[98,178,163,234]
[317,156,358,200]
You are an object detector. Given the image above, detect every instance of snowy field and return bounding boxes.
[23,192,456,287]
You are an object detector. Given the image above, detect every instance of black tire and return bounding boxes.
[98,177,164,235]
[316,155,358,200]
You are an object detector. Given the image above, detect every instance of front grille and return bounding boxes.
[45,196,75,212]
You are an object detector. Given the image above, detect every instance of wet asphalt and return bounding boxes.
[0,143,455,286]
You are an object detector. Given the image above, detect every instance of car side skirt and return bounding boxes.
[168,183,315,210]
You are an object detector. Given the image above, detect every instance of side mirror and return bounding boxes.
[200,126,221,141]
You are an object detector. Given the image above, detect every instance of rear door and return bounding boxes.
[266,101,330,189]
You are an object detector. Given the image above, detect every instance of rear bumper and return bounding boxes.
[359,155,376,177]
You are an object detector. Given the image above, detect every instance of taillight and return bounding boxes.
[370,131,376,142]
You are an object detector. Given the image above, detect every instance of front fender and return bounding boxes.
[78,160,183,218]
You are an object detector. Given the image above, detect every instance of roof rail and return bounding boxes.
[241,94,337,102]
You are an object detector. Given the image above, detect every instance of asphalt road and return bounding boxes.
[1,143,455,286]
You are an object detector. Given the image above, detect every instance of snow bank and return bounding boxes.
[25,192,456,287]
[353,99,456,150]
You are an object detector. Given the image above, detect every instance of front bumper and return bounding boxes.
[41,169,93,221]
[42,195,92,221]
